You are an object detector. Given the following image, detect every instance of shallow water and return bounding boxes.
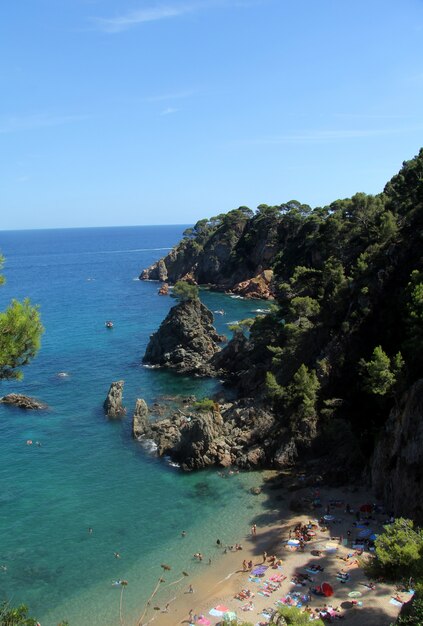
[0,226,271,625]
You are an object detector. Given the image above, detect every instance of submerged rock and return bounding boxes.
[0,394,48,410]
[104,380,126,418]
[143,299,224,376]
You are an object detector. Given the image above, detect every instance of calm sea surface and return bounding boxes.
[0,226,270,626]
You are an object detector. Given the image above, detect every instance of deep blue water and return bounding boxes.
[0,226,270,626]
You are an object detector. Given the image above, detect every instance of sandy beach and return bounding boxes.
[135,475,409,626]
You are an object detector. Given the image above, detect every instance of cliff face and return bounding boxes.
[140,209,280,298]
[142,299,224,375]
[372,380,423,523]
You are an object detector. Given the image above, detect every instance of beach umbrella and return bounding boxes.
[360,503,372,513]
[324,514,335,522]
[322,582,334,597]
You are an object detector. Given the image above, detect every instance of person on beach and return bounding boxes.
[188,584,194,593]
[242,559,248,571]
[262,551,267,563]
[251,524,257,536]
[189,609,193,621]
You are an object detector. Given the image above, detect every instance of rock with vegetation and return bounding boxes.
[140,150,423,506]
[104,380,126,418]
[140,205,285,298]
[134,398,276,470]
[143,297,224,375]
[0,393,47,410]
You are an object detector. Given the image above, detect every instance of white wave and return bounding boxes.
[230,294,244,299]
[142,364,160,369]
[252,308,269,313]
[139,438,158,453]
[165,456,180,468]
[57,372,70,378]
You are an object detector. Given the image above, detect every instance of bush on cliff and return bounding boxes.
[172,281,199,301]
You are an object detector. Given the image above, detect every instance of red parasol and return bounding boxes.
[322,582,334,597]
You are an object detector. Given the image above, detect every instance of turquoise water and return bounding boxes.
[0,227,270,626]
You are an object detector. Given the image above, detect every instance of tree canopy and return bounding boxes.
[0,256,43,380]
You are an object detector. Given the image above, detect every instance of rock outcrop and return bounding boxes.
[0,394,48,410]
[143,299,224,375]
[372,379,423,523]
[134,399,277,470]
[104,380,126,418]
[158,283,169,296]
[140,210,280,299]
[132,399,149,438]
[230,270,275,299]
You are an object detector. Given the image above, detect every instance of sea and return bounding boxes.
[0,226,272,626]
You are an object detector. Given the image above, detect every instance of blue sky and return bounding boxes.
[1,0,423,229]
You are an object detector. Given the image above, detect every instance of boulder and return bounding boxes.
[143,299,224,376]
[0,394,47,410]
[158,283,169,296]
[231,270,275,300]
[104,380,126,418]
[132,399,149,438]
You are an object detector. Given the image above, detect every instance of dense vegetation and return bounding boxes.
[212,149,423,472]
[0,255,43,381]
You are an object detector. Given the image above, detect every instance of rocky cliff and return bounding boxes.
[140,207,282,298]
[132,399,277,470]
[372,380,423,523]
[143,299,224,375]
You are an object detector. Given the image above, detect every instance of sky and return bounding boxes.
[1,0,423,230]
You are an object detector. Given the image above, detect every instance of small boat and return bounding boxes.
[105,321,114,329]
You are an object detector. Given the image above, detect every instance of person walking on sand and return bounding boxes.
[262,551,267,563]
[251,523,257,536]
[188,584,194,593]
[242,559,247,571]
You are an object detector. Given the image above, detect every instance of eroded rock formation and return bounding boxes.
[104,380,126,418]
[132,398,149,438]
[133,400,277,470]
[143,299,224,375]
[0,394,48,410]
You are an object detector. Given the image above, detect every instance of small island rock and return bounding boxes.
[143,299,224,376]
[132,398,149,438]
[104,380,126,418]
[0,394,48,410]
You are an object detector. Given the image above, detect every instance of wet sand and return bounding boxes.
[136,478,408,626]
